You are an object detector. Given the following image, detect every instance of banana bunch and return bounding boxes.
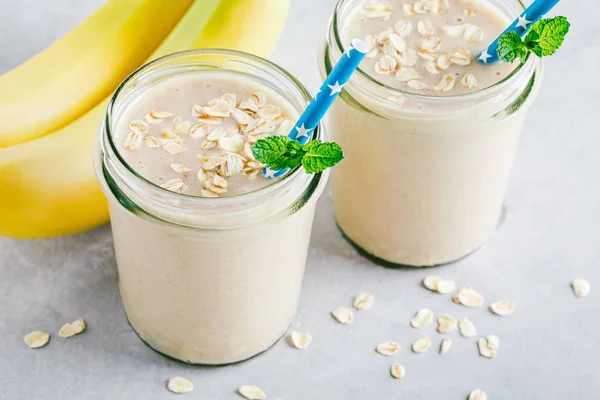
[0,0,291,238]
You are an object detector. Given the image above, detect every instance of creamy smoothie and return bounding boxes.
[323,0,541,266]
[97,51,326,364]
[117,72,298,197]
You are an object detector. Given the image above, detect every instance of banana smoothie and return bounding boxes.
[323,0,542,266]
[97,51,327,364]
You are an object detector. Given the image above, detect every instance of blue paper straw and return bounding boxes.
[478,0,561,64]
[263,39,368,179]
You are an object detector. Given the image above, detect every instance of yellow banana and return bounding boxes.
[0,0,291,239]
[0,0,195,148]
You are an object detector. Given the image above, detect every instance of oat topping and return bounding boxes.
[362,1,394,19]
[394,18,413,36]
[290,331,312,349]
[390,363,406,379]
[161,178,185,193]
[142,135,160,148]
[417,19,435,36]
[434,74,456,92]
[461,73,479,88]
[347,0,507,95]
[122,131,141,150]
[170,163,191,174]
[145,110,173,124]
[130,120,149,135]
[58,318,86,338]
[238,385,266,400]
[376,341,401,356]
[124,88,296,197]
[24,330,50,349]
[167,377,194,394]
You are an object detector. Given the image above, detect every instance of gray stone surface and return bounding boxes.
[0,0,598,399]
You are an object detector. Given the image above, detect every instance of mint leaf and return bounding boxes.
[524,16,570,57]
[301,141,344,173]
[497,31,529,63]
[252,136,303,170]
[252,137,345,174]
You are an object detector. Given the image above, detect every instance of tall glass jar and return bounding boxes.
[95,50,327,365]
[321,0,543,267]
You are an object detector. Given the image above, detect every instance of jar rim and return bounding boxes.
[103,48,320,207]
[330,0,537,103]
[98,49,327,230]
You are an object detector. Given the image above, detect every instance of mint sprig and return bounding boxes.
[252,136,344,174]
[497,16,570,63]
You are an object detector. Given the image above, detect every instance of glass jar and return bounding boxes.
[95,50,327,365]
[320,0,543,267]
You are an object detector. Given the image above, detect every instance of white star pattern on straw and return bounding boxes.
[343,45,354,58]
[264,168,277,179]
[328,81,344,96]
[295,124,312,138]
[313,88,321,101]
[478,49,492,64]
[516,13,532,29]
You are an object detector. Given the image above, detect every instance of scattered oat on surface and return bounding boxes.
[572,279,591,297]
[436,279,456,294]
[458,318,477,338]
[490,300,516,316]
[167,377,194,394]
[455,287,484,307]
[478,337,497,359]
[440,337,452,354]
[437,315,457,333]
[290,331,312,349]
[376,341,401,356]
[469,389,488,400]
[353,292,375,310]
[410,308,434,328]
[58,318,86,338]
[238,385,266,400]
[24,331,50,349]
[412,336,431,353]
[423,275,442,291]
[390,363,406,379]
[331,307,354,324]
[486,335,500,350]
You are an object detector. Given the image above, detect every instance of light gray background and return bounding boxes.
[0,0,597,399]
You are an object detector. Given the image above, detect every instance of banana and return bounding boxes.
[0,0,195,148]
[0,0,291,239]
